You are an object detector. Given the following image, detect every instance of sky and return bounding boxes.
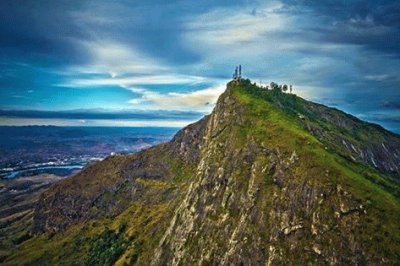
[0,0,399,131]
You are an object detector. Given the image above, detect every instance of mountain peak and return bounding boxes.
[5,80,400,265]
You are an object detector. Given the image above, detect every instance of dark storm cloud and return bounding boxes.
[281,0,400,56]
[0,1,89,65]
[381,101,400,110]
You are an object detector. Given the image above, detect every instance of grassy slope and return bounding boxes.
[7,201,175,265]
[233,81,400,262]
[5,153,195,265]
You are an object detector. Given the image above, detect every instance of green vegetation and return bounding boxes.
[86,225,127,266]
[231,80,400,262]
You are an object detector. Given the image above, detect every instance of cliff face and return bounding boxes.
[6,80,400,265]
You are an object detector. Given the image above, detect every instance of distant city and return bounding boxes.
[0,126,178,179]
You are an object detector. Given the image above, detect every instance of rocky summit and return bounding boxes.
[4,79,400,265]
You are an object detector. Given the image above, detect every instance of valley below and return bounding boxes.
[0,126,177,261]
[0,174,64,260]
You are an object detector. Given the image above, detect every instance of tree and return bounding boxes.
[270,82,279,90]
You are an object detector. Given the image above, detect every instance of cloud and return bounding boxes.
[282,0,400,56]
[364,74,391,82]
[183,3,287,60]
[128,85,226,111]
[60,40,167,78]
[185,2,289,47]
[381,101,400,110]
[60,74,210,88]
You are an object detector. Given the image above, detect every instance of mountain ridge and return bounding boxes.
[4,79,400,265]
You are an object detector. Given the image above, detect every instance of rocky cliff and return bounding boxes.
[5,79,400,265]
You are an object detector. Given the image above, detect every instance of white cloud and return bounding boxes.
[128,85,225,111]
[185,1,288,47]
[183,3,289,57]
[61,74,210,88]
[70,40,167,76]
[364,74,391,82]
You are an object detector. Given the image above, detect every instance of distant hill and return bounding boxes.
[4,79,400,265]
